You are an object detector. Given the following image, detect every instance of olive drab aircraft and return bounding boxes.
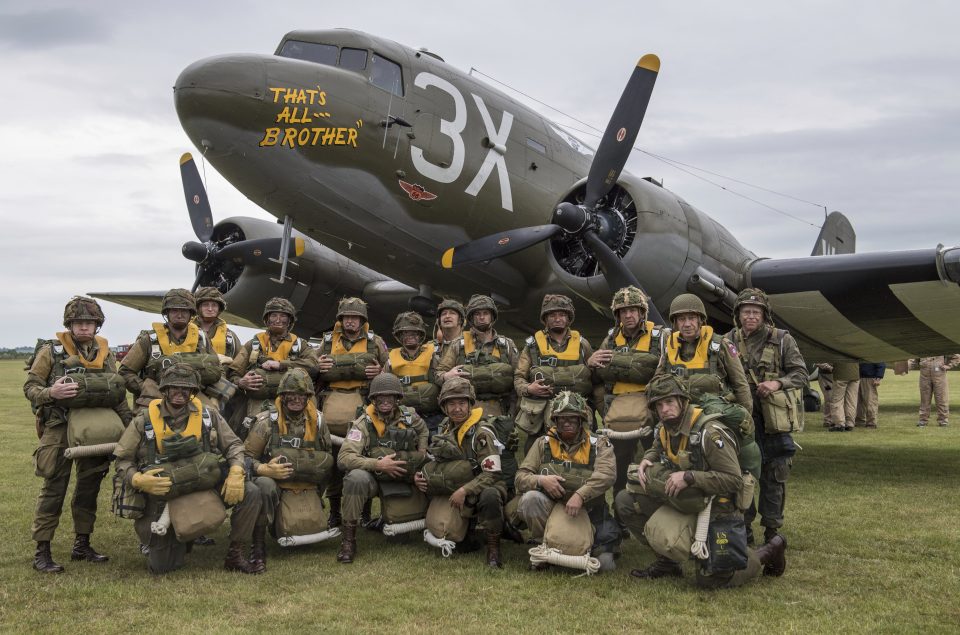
[94,28,960,362]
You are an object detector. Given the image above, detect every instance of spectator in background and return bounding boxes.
[910,356,960,427]
[855,362,885,429]
[828,362,860,432]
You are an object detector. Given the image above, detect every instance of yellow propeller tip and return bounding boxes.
[638,54,660,73]
[294,237,305,257]
[179,152,194,165]
[441,248,455,269]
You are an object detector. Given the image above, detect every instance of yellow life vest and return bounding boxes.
[152,322,201,354]
[456,407,485,447]
[534,330,582,362]
[389,342,435,386]
[612,322,655,395]
[665,325,715,370]
[273,397,320,443]
[55,332,109,369]
[255,332,298,361]
[148,397,204,453]
[659,407,702,464]
[327,324,375,390]
[365,403,407,438]
[546,428,592,465]
[463,331,500,358]
[208,322,228,355]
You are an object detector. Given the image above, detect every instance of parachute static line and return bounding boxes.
[151,505,171,536]
[423,529,457,557]
[277,527,342,547]
[382,518,425,536]
[528,544,601,576]
[691,496,714,560]
[596,428,650,440]
[63,442,118,460]
[330,434,345,447]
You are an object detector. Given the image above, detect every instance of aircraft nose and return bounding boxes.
[175,54,269,138]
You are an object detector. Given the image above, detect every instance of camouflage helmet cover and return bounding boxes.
[668,293,707,322]
[62,296,105,328]
[194,286,226,313]
[540,294,575,323]
[367,372,404,398]
[262,297,297,324]
[610,286,648,317]
[465,294,498,323]
[277,368,314,395]
[436,298,466,324]
[336,297,368,321]
[392,311,427,342]
[645,374,690,411]
[549,390,590,423]
[438,376,476,407]
[733,288,773,326]
[162,288,197,315]
[159,363,201,391]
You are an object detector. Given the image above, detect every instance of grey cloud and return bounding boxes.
[0,8,111,49]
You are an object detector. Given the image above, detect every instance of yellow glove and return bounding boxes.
[131,468,172,497]
[256,456,293,480]
[221,465,246,506]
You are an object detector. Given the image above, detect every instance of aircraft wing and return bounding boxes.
[89,291,260,329]
[746,246,960,362]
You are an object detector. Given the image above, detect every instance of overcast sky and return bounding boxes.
[2,0,958,348]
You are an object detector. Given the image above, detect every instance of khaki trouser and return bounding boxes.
[32,424,110,542]
[818,373,834,426]
[919,370,950,424]
[516,491,557,540]
[856,380,880,426]
[341,470,380,524]
[829,379,859,427]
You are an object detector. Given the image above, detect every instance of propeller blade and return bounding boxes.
[180,152,215,242]
[581,230,665,324]
[216,237,303,266]
[583,55,660,209]
[441,224,563,268]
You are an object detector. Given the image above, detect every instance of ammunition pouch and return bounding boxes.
[463,361,514,396]
[419,459,478,495]
[400,381,440,414]
[203,377,237,404]
[244,367,284,399]
[515,395,549,435]
[66,407,125,449]
[150,451,223,501]
[112,471,146,520]
[276,488,327,537]
[53,370,127,409]
[626,462,709,514]
[595,350,658,386]
[532,363,593,395]
[759,387,805,433]
[273,446,334,485]
[324,352,376,383]
[148,352,222,387]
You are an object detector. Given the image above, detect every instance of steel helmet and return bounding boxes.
[336,297,369,322]
[159,363,201,391]
[733,288,773,327]
[392,311,427,343]
[262,297,297,325]
[540,294,575,323]
[549,390,590,423]
[466,294,498,324]
[610,286,648,318]
[162,289,197,316]
[438,376,476,407]
[668,293,707,322]
[645,374,690,411]
[436,298,466,325]
[62,296,105,328]
[277,368,314,395]
[368,373,404,398]
[194,286,227,313]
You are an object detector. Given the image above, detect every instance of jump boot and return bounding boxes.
[224,541,258,574]
[755,534,787,576]
[33,541,64,573]
[71,534,109,563]
[327,496,342,528]
[336,522,358,563]
[485,532,503,569]
[630,555,683,580]
[248,525,267,574]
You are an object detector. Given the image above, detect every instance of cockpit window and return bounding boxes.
[339,47,367,71]
[371,53,404,96]
[278,40,337,66]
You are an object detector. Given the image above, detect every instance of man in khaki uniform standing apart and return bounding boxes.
[435,294,519,417]
[316,297,388,525]
[855,362,885,429]
[912,356,959,426]
[335,373,429,563]
[514,294,603,453]
[656,294,753,412]
[24,297,132,572]
[825,361,860,432]
[615,374,786,587]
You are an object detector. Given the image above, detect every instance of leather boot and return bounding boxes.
[763,527,779,543]
[630,556,683,580]
[327,496,342,528]
[336,522,358,564]
[33,541,64,574]
[71,534,109,563]
[360,499,372,526]
[756,534,787,577]
[248,526,267,574]
[223,541,256,574]
[485,532,503,569]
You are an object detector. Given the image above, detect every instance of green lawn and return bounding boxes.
[2,359,958,634]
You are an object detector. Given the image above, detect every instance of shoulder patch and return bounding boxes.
[652,328,661,337]
[346,428,363,442]
[710,340,721,352]
[727,342,739,357]
[607,327,615,336]
[480,454,502,473]
[525,335,535,346]
[323,333,332,342]
[712,434,724,449]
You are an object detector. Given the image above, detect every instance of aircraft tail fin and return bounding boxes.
[811,211,855,256]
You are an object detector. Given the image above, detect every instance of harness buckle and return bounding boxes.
[541,357,558,367]
[398,375,412,385]
[280,436,302,449]
[670,366,687,378]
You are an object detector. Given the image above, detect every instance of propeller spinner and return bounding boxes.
[441,55,664,324]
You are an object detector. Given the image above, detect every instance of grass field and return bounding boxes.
[1,358,959,634]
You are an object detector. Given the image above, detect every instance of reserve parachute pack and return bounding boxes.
[142,404,223,501]
[365,408,428,483]
[459,333,514,396]
[28,338,128,411]
[662,327,729,400]
[143,326,222,387]
[243,336,305,399]
[539,433,599,505]
[320,330,377,384]
[527,331,593,395]
[595,324,662,393]
[268,411,334,486]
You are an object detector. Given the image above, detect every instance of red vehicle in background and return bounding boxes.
[114,344,131,361]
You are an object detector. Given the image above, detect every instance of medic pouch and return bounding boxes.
[53,370,127,409]
[701,512,749,575]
